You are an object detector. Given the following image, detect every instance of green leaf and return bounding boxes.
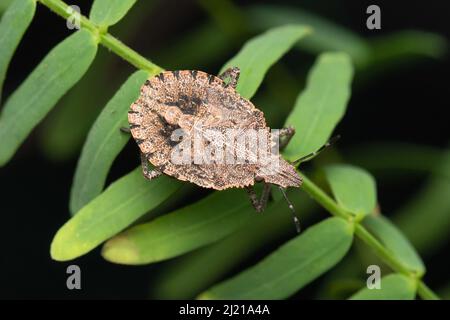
[69,70,149,214]
[360,31,447,80]
[283,52,353,161]
[393,150,450,254]
[0,29,97,166]
[350,273,416,300]
[102,189,255,265]
[246,6,446,70]
[220,24,311,99]
[0,0,36,102]
[363,215,425,276]
[37,49,116,162]
[246,4,371,68]
[51,168,181,261]
[89,0,137,28]
[369,30,447,64]
[324,164,377,219]
[347,143,445,177]
[346,143,450,255]
[38,2,157,161]
[151,192,316,299]
[0,0,14,14]
[198,217,354,300]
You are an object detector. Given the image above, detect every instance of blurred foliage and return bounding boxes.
[0,0,14,13]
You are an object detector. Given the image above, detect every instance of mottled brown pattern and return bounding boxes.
[128,70,301,190]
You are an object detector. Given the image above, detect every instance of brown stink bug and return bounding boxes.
[124,68,334,232]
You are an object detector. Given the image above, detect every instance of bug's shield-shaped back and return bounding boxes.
[257,156,302,188]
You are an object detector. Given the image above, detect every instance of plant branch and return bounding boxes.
[37,0,439,300]
[299,174,351,219]
[37,0,163,74]
[417,281,440,300]
[353,224,411,275]
[299,173,440,300]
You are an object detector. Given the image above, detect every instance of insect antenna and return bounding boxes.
[293,135,341,165]
[278,187,301,233]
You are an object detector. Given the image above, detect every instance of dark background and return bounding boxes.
[0,0,448,299]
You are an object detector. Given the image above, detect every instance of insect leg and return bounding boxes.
[293,135,341,165]
[219,67,240,89]
[120,127,131,134]
[245,183,271,213]
[278,126,295,150]
[260,182,272,211]
[246,187,264,213]
[140,152,162,180]
[278,186,301,233]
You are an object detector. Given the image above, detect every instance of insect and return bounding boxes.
[125,68,332,232]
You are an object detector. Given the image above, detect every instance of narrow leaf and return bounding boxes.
[90,0,137,28]
[70,70,149,214]
[350,273,416,300]
[198,217,354,300]
[324,164,377,219]
[0,0,36,101]
[347,143,445,177]
[220,24,311,99]
[363,214,425,276]
[246,4,371,68]
[361,31,447,79]
[369,30,447,63]
[393,150,450,254]
[102,190,255,265]
[0,29,98,166]
[38,2,156,161]
[51,168,181,261]
[38,49,115,162]
[283,52,353,161]
[0,0,14,13]
[151,192,316,299]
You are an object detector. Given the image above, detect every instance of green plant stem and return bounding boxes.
[354,224,411,275]
[38,0,97,33]
[37,0,439,300]
[301,174,411,273]
[99,33,162,73]
[417,281,440,300]
[300,173,440,300]
[299,174,350,219]
[37,0,163,74]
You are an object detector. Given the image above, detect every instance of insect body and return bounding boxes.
[128,68,302,231]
